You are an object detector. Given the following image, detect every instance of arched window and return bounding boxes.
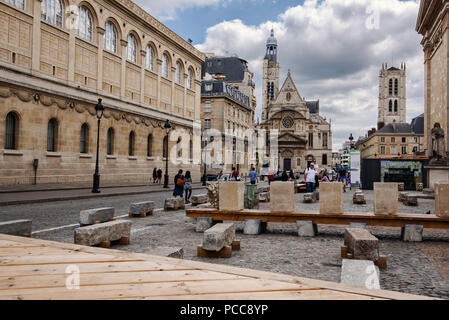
[104,21,117,53]
[145,45,154,71]
[41,0,63,28]
[187,68,193,89]
[5,0,25,10]
[76,6,93,42]
[389,79,393,96]
[176,137,182,158]
[128,131,135,156]
[394,79,399,95]
[162,53,169,78]
[5,112,18,150]
[389,100,393,112]
[127,34,137,63]
[47,118,57,152]
[175,61,182,84]
[80,123,89,154]
[107,128,114,155]
[394,100,398,113]
[147,134,152,157]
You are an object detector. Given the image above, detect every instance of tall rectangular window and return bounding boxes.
[204,119,211,130]
[390,145,396,155]
[380,146,386,154]
[308,133,313,148]
[402,146,407,155]
[204,101,211,112]
[322,133,328,148]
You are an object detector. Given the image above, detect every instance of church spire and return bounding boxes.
[265,28,278,62]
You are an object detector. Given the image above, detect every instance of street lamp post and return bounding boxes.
[163,120,171,189]
[202,137,207,186]
[92,98,104,194]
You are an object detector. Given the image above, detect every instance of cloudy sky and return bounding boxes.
[135,0,424,151]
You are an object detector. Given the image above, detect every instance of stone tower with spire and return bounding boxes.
[262,29,280,121]
[377,62,407,130]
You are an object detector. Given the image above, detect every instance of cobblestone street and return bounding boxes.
[13,188,448,299]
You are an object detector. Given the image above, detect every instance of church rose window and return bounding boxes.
[282,116,294,128]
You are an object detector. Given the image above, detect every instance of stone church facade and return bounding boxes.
[259,30,332,173]
[0,0,205,185]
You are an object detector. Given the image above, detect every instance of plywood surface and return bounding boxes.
[0,234,434,300]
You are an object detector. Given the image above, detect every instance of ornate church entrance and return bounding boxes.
[283,158,291,171]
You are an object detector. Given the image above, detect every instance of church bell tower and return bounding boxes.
[262,29,280,121]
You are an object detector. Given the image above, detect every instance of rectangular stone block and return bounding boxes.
[74,220,132,247]
[202,223,235,252]
[303,193,316,203]
[435,184,449,217]
[258,192,270,202]
[404,195,418,206]
[164,197,185,211]
[374,183,398,216]
[319,183,343,215]
[340,259,380,290]
[129,202,155,217]
[398,192,409,202]
[257,186,270,193]
[353,192,366,205]
[80,207,115,226]
[196,217,214,232]
[218,182,244,211]
[401,224,423,242]
[296,221,317,237]
[344,228,379,262]
[270,181,295,212]
[0,220,32,237]
[191,194,208,206]
[243,219,267,235]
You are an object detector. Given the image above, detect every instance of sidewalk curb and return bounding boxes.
[0,186,206,206]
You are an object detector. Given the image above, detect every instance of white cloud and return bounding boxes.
[195,0,424,151]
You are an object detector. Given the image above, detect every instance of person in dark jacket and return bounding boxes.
[281,170,288,182]
[157,168,162,184]
[173,169,185,197]
[152,168,157,184]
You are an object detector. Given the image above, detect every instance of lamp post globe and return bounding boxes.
[163,120,171,189]
[92,98,104,194]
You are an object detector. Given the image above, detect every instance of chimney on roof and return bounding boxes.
[393,119,397,132]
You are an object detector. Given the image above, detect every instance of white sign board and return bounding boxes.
[350,150,361,188]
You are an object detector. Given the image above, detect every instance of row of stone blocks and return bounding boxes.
[398,192,418,206]
[216,181,449,217]
[197,223,240,258]
[0,220,32,237]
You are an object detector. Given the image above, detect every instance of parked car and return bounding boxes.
[201,174,218,182]
[218,173,241,181]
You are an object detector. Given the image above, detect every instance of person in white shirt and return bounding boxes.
[304,163,317,193]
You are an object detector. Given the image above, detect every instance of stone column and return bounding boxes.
[31,0,43,74]
[96,26,105,91]
[140,49,146,104]
[156,58,162,109]
[120,39,128,98]
[183,73,188,117]
[67,17,76,84]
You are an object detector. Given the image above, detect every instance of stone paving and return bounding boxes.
[28,189,449,299]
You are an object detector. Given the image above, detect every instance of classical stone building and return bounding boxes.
[259,30,332,173]
[357,114,425,159]
[416,0,449,189]
[0,0,205,185]
[200,56,256,176]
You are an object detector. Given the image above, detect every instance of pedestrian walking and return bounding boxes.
[267,170,274,185]
[157,168,163,184]
[184,171,192,203]
[231,167,238,181]
[249,167,258,185]
[173,169,185,198]
[304,163,317,193]
[152,168,157,184]
[337,165,347,192]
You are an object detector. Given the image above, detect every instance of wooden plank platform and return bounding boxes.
[186,208,449,229]
[0,234,434,300]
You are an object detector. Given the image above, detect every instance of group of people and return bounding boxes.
[305,163,349,193]
[152,168,163,184]
[172,169,193,203]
